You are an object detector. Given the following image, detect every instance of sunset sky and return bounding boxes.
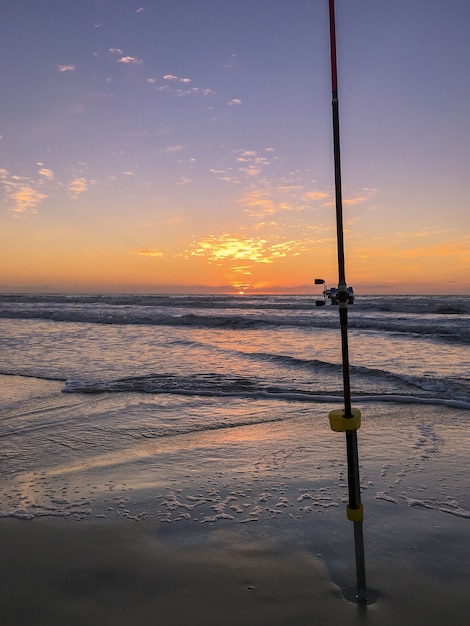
[1,0,469,294]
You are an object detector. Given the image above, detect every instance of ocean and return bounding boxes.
[1,293,469,406]
[1,293,469,526]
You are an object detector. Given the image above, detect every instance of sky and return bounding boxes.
[1,0,470,295]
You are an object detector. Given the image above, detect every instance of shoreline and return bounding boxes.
[1,375,469,624]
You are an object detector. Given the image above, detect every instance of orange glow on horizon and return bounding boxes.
[1,220,469,295]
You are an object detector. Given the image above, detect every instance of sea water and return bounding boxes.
[1,293,469,404]
[0,293,469,526]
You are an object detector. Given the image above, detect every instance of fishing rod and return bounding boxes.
[326,0,367,603]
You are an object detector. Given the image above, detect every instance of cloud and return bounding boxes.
[242,167,261,178]
[393,227,450,241]
[161,144,187,153]
[109,49,142,64]
[0,168,48,213]
[303,190,330,202]
[58,64,75,72]
[208,168,239,184]
[175,87,200,97]
[228,98,242,106]
[323,194,368,208]
[188,235,271,264]
[38,168,54,181]
[232,149,271,181]
[178,177,192,186]
[134,248,164,257]
[207,148,274,193]
[343,196,367,205]
[68,177,88,198]
[231,266,253,275]
[9,186,47,213]
[208,150,332,220]
[186,234,311,266]
[136,7,144,12]
[150,75,214,98]
[224,53,237,69]
[239,190,278,216]
[118,56,142,65]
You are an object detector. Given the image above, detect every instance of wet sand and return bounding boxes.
[1,515,468,626]
[1,376,469,624]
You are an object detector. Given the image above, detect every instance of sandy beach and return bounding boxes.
[1,376,469,625]
[1,513,468,626]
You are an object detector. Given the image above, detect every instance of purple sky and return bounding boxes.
[1,1,469,293]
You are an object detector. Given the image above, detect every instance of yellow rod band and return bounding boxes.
[346,503,364,522]
[328,408,361,432]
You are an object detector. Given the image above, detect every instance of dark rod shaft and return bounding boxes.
[328,0,367,602]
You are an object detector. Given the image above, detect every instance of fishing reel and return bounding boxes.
[314,278,354,306]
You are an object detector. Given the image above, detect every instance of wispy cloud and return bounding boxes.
[10,187,47,213]
[58,64,75,72]
[118,56,142,65]
[209,149,270,186]
[231,265,253,275]
[239,183,328,218]
[228,98,242,106]
[109,48,143,64]
[343,196,367,206]
[188,235,271,264]
[208,167,239,184]
[303,190,330,202]
[0,168,48,213]
[150,74,214,98]
[68,177,88,199]
[208,149,332,219]
[392,226,450,241]
[239,190,277,216]
[161,145,187,154]
[134,248,164,257]
[323,193,370,208]
[38,168,54,181]
[186,233,313,266]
